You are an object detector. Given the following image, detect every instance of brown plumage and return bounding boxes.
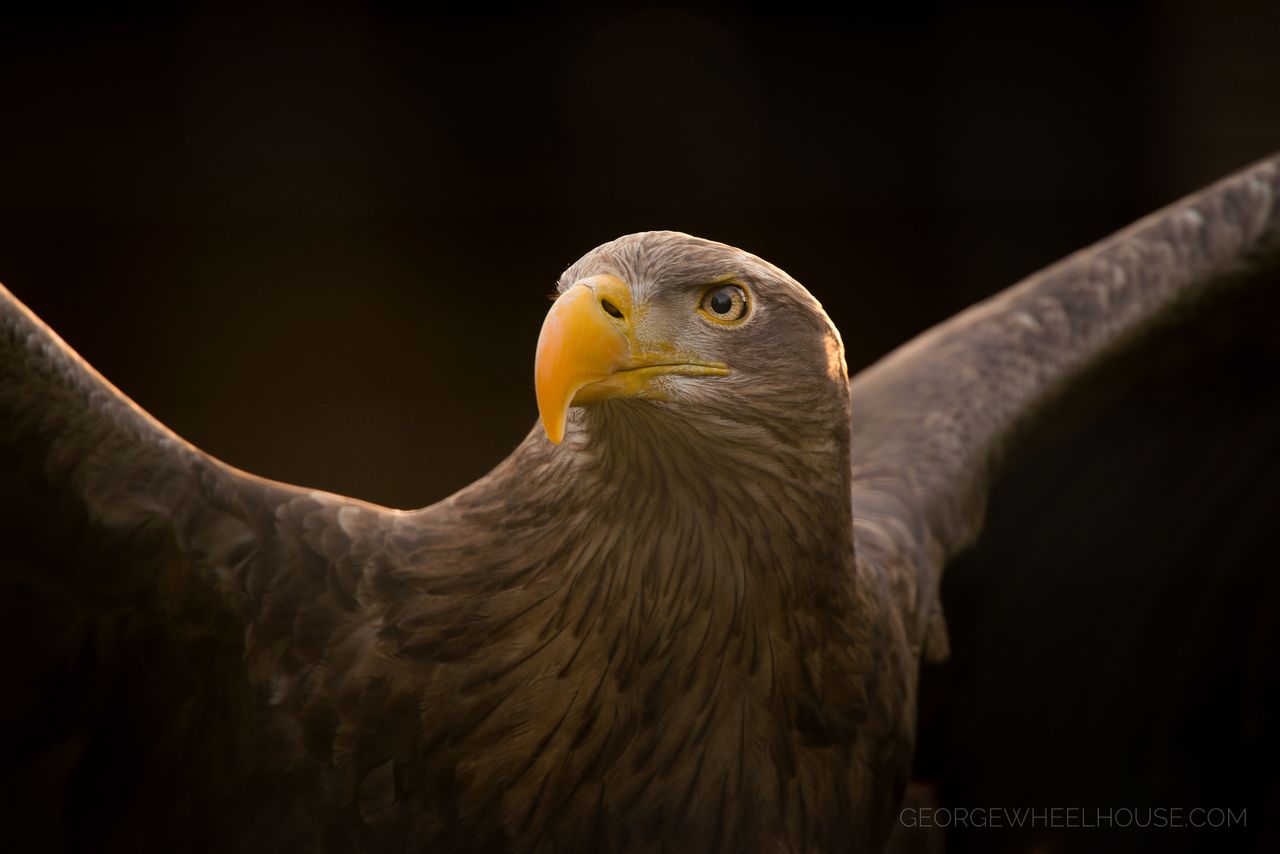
[1,155,1277,853]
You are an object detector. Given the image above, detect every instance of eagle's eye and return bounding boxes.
[699,283,750,324]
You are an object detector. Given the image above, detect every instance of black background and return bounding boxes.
[2,2,1278,852]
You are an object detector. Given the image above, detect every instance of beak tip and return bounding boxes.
[535,381,565,444]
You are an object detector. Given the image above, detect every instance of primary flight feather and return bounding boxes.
[1,155,1277,853]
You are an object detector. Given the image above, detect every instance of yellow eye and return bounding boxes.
[699,284,749,324]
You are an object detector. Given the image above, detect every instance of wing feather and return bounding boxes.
[849,154,1280,646]
[0,282,401,851]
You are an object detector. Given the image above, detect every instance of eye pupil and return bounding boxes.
[710,291,733,314]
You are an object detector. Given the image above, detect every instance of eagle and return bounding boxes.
[1,155,1277,853]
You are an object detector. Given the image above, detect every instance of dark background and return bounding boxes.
[2,2,1278,852]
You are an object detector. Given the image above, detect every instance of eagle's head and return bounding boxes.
[536,231,849,453]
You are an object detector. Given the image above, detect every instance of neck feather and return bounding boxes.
[397,395,882,850]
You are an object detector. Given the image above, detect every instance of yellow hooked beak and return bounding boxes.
[534,274,729,443]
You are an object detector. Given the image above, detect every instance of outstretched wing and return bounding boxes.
[0,283,400,852]
[848,154,1280,649]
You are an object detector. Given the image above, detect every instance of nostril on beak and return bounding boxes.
[600,299,624,319]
